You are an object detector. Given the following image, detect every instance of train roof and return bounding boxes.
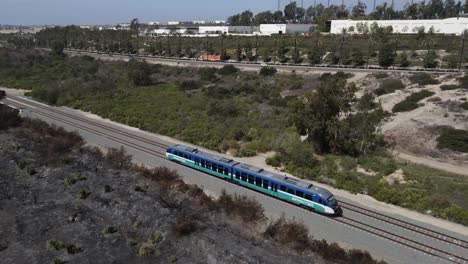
[172,144,237,166]
[171,144,333,198]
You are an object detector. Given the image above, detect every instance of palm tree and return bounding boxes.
[365,31,380,68]
[338,28,348,65]
[421,27,436,68]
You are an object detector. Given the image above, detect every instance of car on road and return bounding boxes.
[260,63,268,67]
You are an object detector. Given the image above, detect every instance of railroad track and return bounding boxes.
[340,201,468,250]
[3,96,468,264]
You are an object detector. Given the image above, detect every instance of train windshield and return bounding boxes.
[327,195,336,203]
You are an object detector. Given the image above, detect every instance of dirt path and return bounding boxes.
[393,151,468,176]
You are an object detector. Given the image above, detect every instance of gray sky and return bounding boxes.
[1,0,411,25]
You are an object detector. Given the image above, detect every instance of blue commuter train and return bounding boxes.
[166,144,342,216]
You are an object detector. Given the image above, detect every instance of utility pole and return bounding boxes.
[328,0,330,7]
[374,0,377,11]
[459,31,466,72]
[278,0,280,11]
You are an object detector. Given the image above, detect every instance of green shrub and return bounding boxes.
[103,225,117,235]
[437,127,468,152]
[133,220,142,229]
[392,90,435,112]
[217,191,265,223]
[259,66,277,76]
[50,258,65,264]
[440,84,460,91]
[460,102,468,110]
[375,79,405,96]
[179,80,200,91]
[167,255,178,264]
[127,239,138,247]
[47,240,64,251]
[373,72,389,79]
[131,184,142,192]
[458,75,468,88]
[198,67,217,81]
[217,65,239,75]
[148,231,162,244]
[266,155,281,167]
[409,73,439,85]
[66,244,82,254]
[78,189,89,199]
[0,104,21,130]
[103,185,113,192]
[138,244,154,256]
[235,148,256,157]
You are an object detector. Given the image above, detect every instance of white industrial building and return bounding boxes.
[167,21,180,25]
[330,17,468,35]
[199,26,229,34]
[259,24,314,35]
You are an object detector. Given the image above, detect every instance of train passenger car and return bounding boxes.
[166,144,341,216]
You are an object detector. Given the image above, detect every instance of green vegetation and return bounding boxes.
[138,244,154,256]
[409,73,440,86]
[78,189,90,199]
[437,127,468,153]
[103,185,113,193]
[0,104,21,130]
[50,258,65,264]
[127,239,138,247]
[103,225,117,235]
[133,220,142,229]
[172,215,197,236]
[460,102,468,110]
[259,66,277,76]
[1,48,467,226]
[167,255,177,264]
[374,79,405,96]
[131,184,142,192]
[47,240,64,251]
[148,231,162,245]
[440,84,460,91]
[392,90,435,112]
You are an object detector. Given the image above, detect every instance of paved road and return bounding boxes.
[3,95,468,264]
[64,49,462,75]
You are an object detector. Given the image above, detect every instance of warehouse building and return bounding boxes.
[329,17,468,35]
[259,24,315,35]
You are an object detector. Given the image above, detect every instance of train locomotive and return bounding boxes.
[166,144,342,216]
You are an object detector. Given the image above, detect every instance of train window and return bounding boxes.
[287,188,295,195]
[201,160,206,167]
[262,180,269,189]
[183,154,188,159]
[255,178,262,187]
[206,162,211,169]
[235,171,240,179]
[218,166,223,173]
[224,168,229,175]
[212,164,217,171]
[248,175,254,184]
[305,194,312,201]
[319,198,324,205]
[296,191,304,198]
[241,173,247,181]
[280,185,286,192]
[272,184,277,192]
[174,151,179,156]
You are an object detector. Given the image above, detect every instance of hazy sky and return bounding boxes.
[1,0,411,25]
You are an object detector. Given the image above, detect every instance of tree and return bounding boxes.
[288,73,357,154]
[284,1,299,22]
[421,27,437,68]
[240,10,254,26]
[130,18,140,54]
[397,51,410,67]
[378,42,396,67]
[227,14,241,25]
[128,59,151,85]
[273,11,285,23]
[51,40,65,56]
[255,11,274,25]
[352,1,367,19]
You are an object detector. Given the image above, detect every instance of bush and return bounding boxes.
[259,66,277,76]
[47,240,64,251]
[172,215,197,236]
[148,231,162,244]
[437,127,468,153]
[128,59,152,86]
[440,84,460,91]
[78,189,89,199]
[460,102,468,110]
[266,154,281,167]
[105,146,132,169]
[167,255,177,264]
[264,216,310,251]
[66,244,82,254]
[409,73,439,85]
[127,239,137,246]
[458,75,468,88]
[392,90,435,113]
[131,184,142,192]
[0,104,21,130]
[198,67,217,81]
[217,191,265,223]
[217,65,238,75]
[0,89,5,100]
[103,185,113,192]
[133,220,142,229]
[373,73,389,79]
[374,79,405,96]
[138,244,154,256]
[103,225,117,235]
[50,258,65,264]
[179,80,200,91]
